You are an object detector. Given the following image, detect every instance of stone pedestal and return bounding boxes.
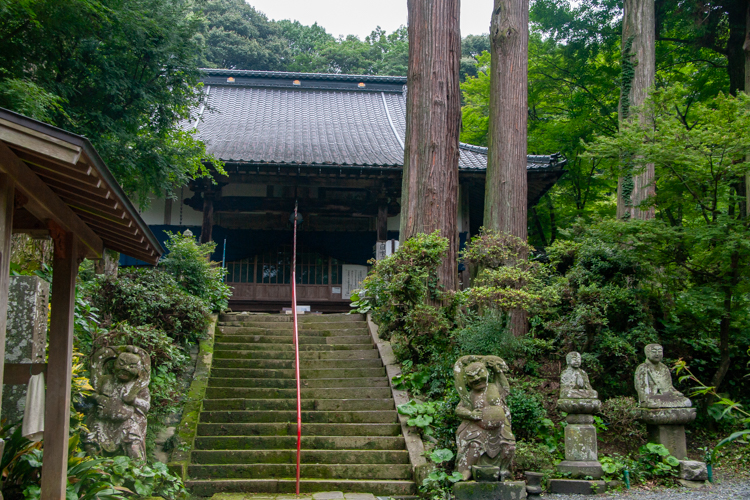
[638,407,696,460]
[453,481,527,500]
[548,479,606,495]
[2,276,49,425]
[556,413,603,479]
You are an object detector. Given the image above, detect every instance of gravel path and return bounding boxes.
[543,477,750,500]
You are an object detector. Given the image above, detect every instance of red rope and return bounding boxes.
[292,201,302,495]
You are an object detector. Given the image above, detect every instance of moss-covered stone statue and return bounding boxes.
[635,344,692,409]
[85,346,151,460]
[454,355,515,482]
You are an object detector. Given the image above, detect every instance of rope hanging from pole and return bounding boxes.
[291,200,302,495]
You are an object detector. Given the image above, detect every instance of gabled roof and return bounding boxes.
[192,69,565,172]
[0,108,163,264]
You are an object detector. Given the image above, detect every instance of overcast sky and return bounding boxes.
[248,0,493,39]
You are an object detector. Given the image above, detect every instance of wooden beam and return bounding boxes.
[0,142,102,259]
[3,363,47,385]
[201,194,214,243]
[0,174,15,425]
[377,205,388,241]
[40,231,78,500]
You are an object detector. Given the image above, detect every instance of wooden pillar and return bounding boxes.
[0,175,16,409]
[201,194,214,244]
[377,205,388,241]
[164,197,173,225]
[40,228,78,500]
[459,184,471,290]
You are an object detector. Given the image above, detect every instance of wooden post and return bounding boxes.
[0,174,16,409]
[40,228,78,500]
[377,205,388,241]
[459,184,471,289]
[201,194,214,244]
[164,197,173,225]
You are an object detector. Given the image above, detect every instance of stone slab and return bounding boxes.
[313,493,344,500]
[647,424,687,460]
[453,481,527,500]
[677,479,710,490]
[679,460,708,481]
[548,479,606,495]
[557,460,604,479]
[564,424,598,462]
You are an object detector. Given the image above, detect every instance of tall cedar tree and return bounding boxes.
[486,0,530,335]
[400,0,461,292]
[618,0,656,219]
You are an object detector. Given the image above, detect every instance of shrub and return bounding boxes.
[507,388,548,441]
[91,322,188,372]
[159,231,231,312]
[455,312,522,359]
[513,440,556,473]
[93,268,209,343]
[600,396,646,446]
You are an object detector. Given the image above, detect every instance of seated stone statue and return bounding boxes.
[560,351,598,399]
[635,344,691,409]
[85,346,151,460]
[454,355,515,481]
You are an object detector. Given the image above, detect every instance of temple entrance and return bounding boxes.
[225,245,354,311]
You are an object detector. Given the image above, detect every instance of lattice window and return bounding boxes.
[225,246,343,285]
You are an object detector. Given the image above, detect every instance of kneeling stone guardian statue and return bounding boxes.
[85,346,151,460]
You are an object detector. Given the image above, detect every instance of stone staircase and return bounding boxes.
[186,313,417,497]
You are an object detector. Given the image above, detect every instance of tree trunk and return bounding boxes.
[94,248,120,277]
[486,0,529,336]
[401,0,461,293]
[618,0,656,220]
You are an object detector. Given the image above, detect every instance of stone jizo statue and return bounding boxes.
[560,351,598,400]
[454,355,515,481]
[85,346,151,460]
[635,344,691,409]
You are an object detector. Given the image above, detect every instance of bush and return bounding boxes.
[507,388,548,441]
[91,322,188,372]
[159,231,231,312]
[513,440,556,473]
[600,396,646,446]
[93,268,209,343]
[456,312,522,359]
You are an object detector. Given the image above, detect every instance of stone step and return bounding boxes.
[199,410,397,424]
[204,387,393,400]
[188,463,412,480]
[219,324,369,333]
[212,350,379,361]
[191,449,410,465]
[219,314,364,323]
[209,367,386,380]
[212,359,383,370]
[214,335,371,345]
[186,478,416,497]
[207,377,388,389]
[194,435,406,451]
[196,422,402,437]
[213,343,372,352]
[202,398,395,412]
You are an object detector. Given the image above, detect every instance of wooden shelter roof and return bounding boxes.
[0,108,163,264]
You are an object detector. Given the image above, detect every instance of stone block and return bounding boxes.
[637,407,696,425]
[566,413,594,424]
[679,460,708,481]
[548,479,607,495]
[647,424,687,460]
[677,479,710,489]
[312,493,344,500]
[2,276,49,425]
[453,481,527,500]
[564,424,598,462]
[557,460,604,479]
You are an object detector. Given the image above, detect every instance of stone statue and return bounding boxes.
[556,351,603,479]
[454,355,515,481]
[85,346,151,460]
[634,344,691,409]
[560,351,598,400]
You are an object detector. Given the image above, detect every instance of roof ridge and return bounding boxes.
[200,68,407,84]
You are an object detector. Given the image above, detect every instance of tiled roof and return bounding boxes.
[192,69,564,172]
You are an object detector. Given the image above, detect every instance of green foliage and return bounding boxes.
[455,312,522,359]
[160,231,231,312]
[92,322,188,372]
[506,388,549,441]
[600,454,634,482]
[397,400,437,436]
[513,440,556,473]
[101,456,186,499]
[351,231,460,364]
[0,0,222,203]
[631,443,680,484]
[93,268,209,344]
[599,397,646,446]
[420,469,463,500]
